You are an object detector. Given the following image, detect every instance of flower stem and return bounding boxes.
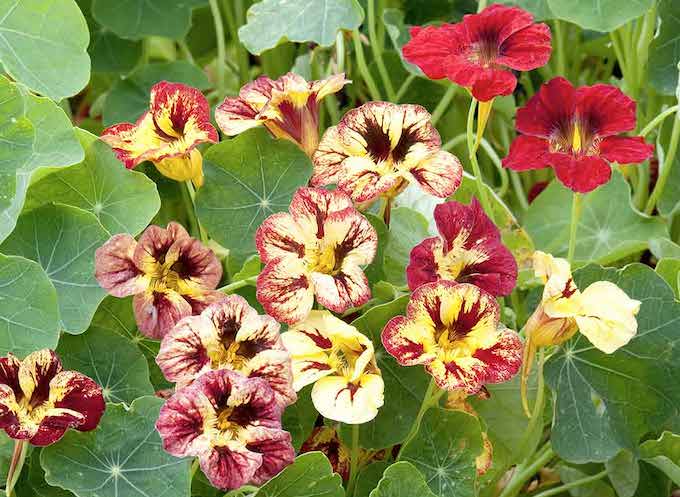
[567,193,582,264]
[519,348,546,457]
[430,84,457,126]
[367,0,395,101]
[640,104,678,137]
[208,0,227,98]
[184,181,209,243]
[218,276,258,293]
[395,74,416,103]
[510,170,529,211]
[351,30,381,101]
[347,424,360,497]
[335,31,346,74]
[532,469,608,497]
[498,443,555,497]
[398,378,444,456]
[466,97,496,224]
[5,440,27,497]
[553,20,566,76]
[645,110,680,215]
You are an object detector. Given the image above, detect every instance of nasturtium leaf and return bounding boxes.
[546,0,654,32]
[0,254,59,358]
[657,115,680,218]
[557,465,615,497]
[383,207,429,287]
[364,213,388,284]
[0,203,109,334]
[0,432,16,483]
[399,408,484,497]
[369,462,437,497]
[650,238,680,259]
[339,296,430,450]
[16,450,74,497]
[92,0,200,41]
[655,258,680,298]
[526,173,666,267]
[649,0,680,95]
[90,295,169,391]
[500,0,554,20]
[238,0,364,55]
[545,264,680,463]
[382,10,424,76]
[41,396,191,497]
[635,462,671,497]
[25,131,160,236]
[196,128,313,267]
[282,386,317,450]
[639,431,680,485]
[0,0,90,100]
[255,452,344,497]
[191,470,221,497]
[606,450,639,497]
[56,327,154,405]
[355,461,390,497]
[103,61,210,126]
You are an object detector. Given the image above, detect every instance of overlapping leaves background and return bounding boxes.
[0,0,679,496]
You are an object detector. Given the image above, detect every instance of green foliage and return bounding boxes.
[255,452,344,497]
[547,0,655,32]
[369,462,437,497]
[281,386,317,450]
[383,207,430,287]
[649,0,680,95]
[639,431,680,485]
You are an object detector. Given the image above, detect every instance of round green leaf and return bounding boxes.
[399,408,484,497]
[383,207,429,287]
[238,0,364,55]
[526,173,666,267]
[41,396,191,497]
[0,254,59,357]
[16,450,74,497]
[639,431,680,486]
[0,203,109,334]
[25,131,160,236]
[0,0,90,100]
[547,0,654,32]
[196,128,313,266]
[56,326,154,405]
[546,264,680,463]
[256,452,344,497]
[369,462,437,497]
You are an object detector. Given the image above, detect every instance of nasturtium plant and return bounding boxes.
[0,1,679,497]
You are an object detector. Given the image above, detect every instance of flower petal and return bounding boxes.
[472,328,523,386]
[156,315,213,384]
[257,257,314,325]
[402,24,463,80]
[406,237,440,291]
[100,123,143,169]
[469,67,518,102]
[133,290,193,339]
[311,125,350,187]
[497,23,552,71]
[409,150,463,197]
[464,4,534,46]
[165,236,223,294]
[322,207,378,267]
[255,212,306,264]
[19,349,62,404]
[515,77,577,138]
[245,350,297,407]
[133,223,189,274]
[289,187,353,239]
[551,153,611,193]
[502,135,552,171]
[599,136,654,165]
[336,156,402,202]
[95,234,148,297]
[311,373,384,424]
[311,263,371,313]
[381,315,436,366]
[199,445,262,491]
[247,427,295,485]
[576,84,637,137]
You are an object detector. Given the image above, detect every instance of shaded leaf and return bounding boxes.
[655,258,680,298]
[606,450,639,497]
[649,0,680,95]
[355,461,390,497]
[282,386,317,451]
[639,431,680,486]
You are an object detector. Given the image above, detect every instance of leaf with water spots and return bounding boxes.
[41,396,191,497]
[196,128,313,268]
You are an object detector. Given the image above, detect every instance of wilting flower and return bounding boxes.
[101,81,218,187]
[156,369,294,490]
[256,187,377,324]
[520,251,641,414]
[156,295,295,407]
[502,77,654,193]
[311,102,463,204]
[300,427,351,481]
[95,222,223,339]
[382,281,522,393]
[216,72,349,156]
[402,4,551,102]
[0,350,104,446]
[407,198,517,296]
[281,310,384,424]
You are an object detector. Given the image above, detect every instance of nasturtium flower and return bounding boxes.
[256,187,377,324]
[101,81,218,187]
[300,427,351,481]
[407,198,517,296]
[502,77,654,193]
[382,281,522,393]
[156,295,296,407]
[95,222,223,339]
[311,102,463,204]
[216,72,349,156]
[0,350,105,446]
[156,369,294,491]
[402,4,551,102]
[281,310,384,424]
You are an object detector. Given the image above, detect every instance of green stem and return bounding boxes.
[208,0,227,97]
[190,459,200,478]
[430,85,457,126]
[347,424,360,497]
[351,30,381,101]
[178,39,195,64]
[567,193,582,264]
[5,440,27,497]
[335,31,346,74]
[498,443,555,497]
[532,470,608,497]
[442,133,467,152]
[640,105,678,137]
[184,181,208,243]
[466,97,496,223]
[553,20,566,76]
[646,112,680,215]
[609,31,628,80]
[219,276,258,293]
[518,348,546,459]
[510,170,529,211]
[395,74,416,103]
[477,0,487,11]
[368,0,395,101]
[479,137,508,197]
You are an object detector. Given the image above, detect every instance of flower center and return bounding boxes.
[306,243,342,275]
[470,39,499,67]
[550,119,600,157]
[328,343,363,378]
[213,403,254,441]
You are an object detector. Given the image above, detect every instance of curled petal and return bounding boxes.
[215,97,263,136]
[154,149,204,187]
[134,290,193,339]
[599,136,654,165]
[247,427,295,485]
[409,150,463,197]
[311,263,371,313]
[551,153,612,193]
[311,373,384,424]
[257,257,314,325]
[0,355,21,399]
[406,237,439,291]
[469,67,518,102]
[95,234,147,297]
[100,123,141,169]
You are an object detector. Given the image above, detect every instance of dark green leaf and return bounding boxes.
[368,462,437,497]
[355,461,390,497]
[639,431,680,485]
[606,450,639,497]
[255,452,344,497]
[649,0,680,95]
[282,386,317,450]
[383,207,429,287]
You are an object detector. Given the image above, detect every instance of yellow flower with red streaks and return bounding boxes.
[281,310,384,424]
[156,369,294,491]
[382,281,523,393]
[311,102,463,204]
[94,222,223,339]
[156,295,296,407]
[0,350,104,446]
[255,187,378,324]
[216,72,349,156]
[100,81,218,187]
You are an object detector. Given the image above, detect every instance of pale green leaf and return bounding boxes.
[655,258,680,298]
[547,0,654,32]
[369,462,437,497]
[383,207,429,287]
[649,0,680,95]
[606,450,639,497]
[255,452,344,497]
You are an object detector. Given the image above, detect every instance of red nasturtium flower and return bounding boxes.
[407,198,517,296]
[502,77,654,193]
[156,369,294,491]
[382,281,522,393]
[156,295,296,407]
[312,102,463,204]
[256,187,377,324]
[95,222,223,339]
[101,81,218,187]
[300,427,351,481]
[402,4,551,102]
[0,350,105,446]
[216,72,349,156]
